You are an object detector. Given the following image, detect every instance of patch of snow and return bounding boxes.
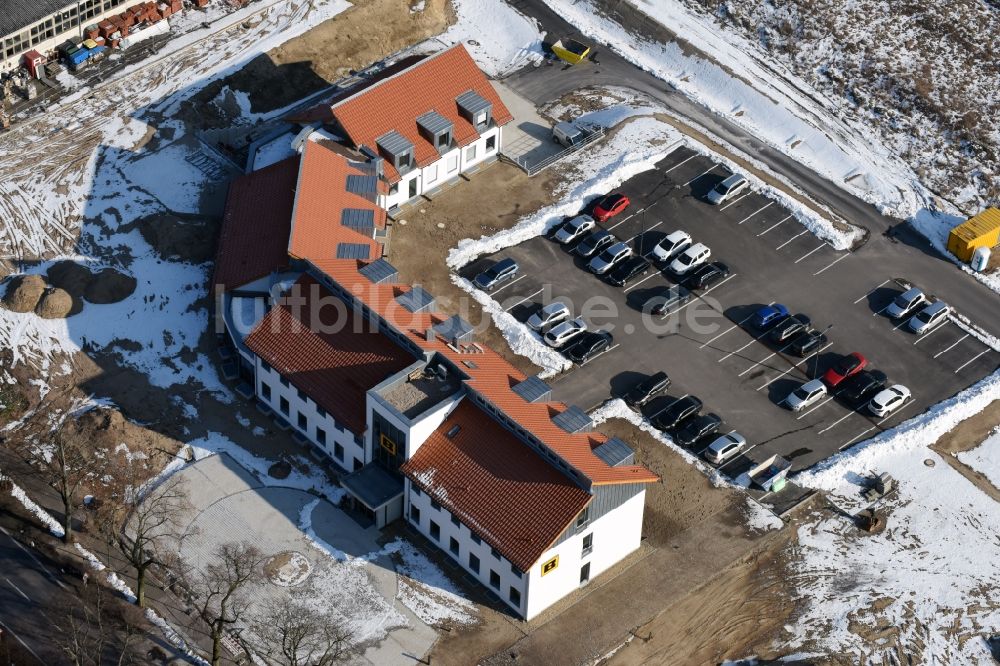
[742,497,783,532]
[432,0,545,77]
[235,412,251,428]
[957,428,1000,492]
[3,475,65,538]
[910,209,1000,297]
[297,499,348,562]
[251,131,299,171]
[409,0,426,13]
[390,538,477,625]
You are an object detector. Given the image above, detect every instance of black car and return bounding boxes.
[686,261,731,290]
[607,256,651,287]
[790,329,828,357]
[565,331,613,363]
[644,285,692,315]
[838,370,888,407]
[652,395,703,431]
[770,315,810,344]
[473,258,518,291]
[575,229,615,258]
[673,413,723,448]
[624,371,671,407]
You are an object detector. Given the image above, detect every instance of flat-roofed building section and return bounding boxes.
[378,362,463,420]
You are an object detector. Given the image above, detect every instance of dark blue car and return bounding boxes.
[752,303,789,329]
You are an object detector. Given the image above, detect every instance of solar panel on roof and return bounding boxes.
[396,286,436,313]
[593,438,635,467]
[346,174,378,195]
[359,258,399,284]
[416,110,454,136]
[341,208,376,231]
[552,405,594,434]
[512,376,551,403]
[433,315,474,343]
[336,243,371,260]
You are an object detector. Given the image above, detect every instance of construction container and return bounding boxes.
[99,20,116,39]
[948,207,1000,263]
[84,25,100,40]
[21,50,46,78]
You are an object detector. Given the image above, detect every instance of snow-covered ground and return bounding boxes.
[958,428,1000,492]
[429,0,545,77]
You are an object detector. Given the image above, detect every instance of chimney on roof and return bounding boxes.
[425,328,436,342]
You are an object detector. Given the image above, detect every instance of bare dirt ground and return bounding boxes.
[931,399,1000,500]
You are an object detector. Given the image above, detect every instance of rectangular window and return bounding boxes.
[425,164,438,184]
[316,428,326,445]
[297,389,307,402]
[429,520,440,541]
[316,405,327,418]
[260,361,271,373]
[410,505,421,524]
[279,377,289,388]
[466,144,477,162]
[489,570,500,589]
[490,547,501,560]
[475,111,487,126]
[334,443,344,461]
[389,183,399,196]
[469,553,480,574]
[486,135,496,152]
[297,413,307,431]
[353,458,362,472]
[582,533,593,557]
[430,499,441,512]
[261,383,271,401]
[509,587,521,607]
[470,533,481,545]
[580,563,591,584]
[511,566,522,579]
[449,537,459,556]
[411,485,421,497]
[279,397,289,416]
[450,515,460,528]
[576,507,589,528]
[447,154,459,173]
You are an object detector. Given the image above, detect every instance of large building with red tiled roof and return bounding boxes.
[212,47,657,621]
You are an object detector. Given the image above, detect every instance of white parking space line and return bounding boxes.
[738,339,797,377]
[662,154,698,174]
[683,164,720,186]
[813,253,851,276]
[719,337,758,363]
[626,220,663,243]
[872,303,893,318]
[757,215,791,237]
[719,192,750,211]
[701,324,737,349]
[793,242,828,264]
[623,271,662,293]
[737,202,773,225]
[933,333,969,358]
[955,349,991,374]
[912,321,949,344]
[504,288,543,312]
[877,399,917,426]
[854,279,892,304]
[5,577,30,602]
[756,342,833,391]
[775,230,808,250]
[796,395,836,420]
[489,274,526,295]
[580,344,620,366]
[840,426,876,450]
[607,208,645,231]
[818,411,855,435]
[667,274,738,319]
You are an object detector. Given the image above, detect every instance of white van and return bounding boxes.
[552,121,599,148]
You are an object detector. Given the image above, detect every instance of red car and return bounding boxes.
[822,352,868,388]
[593,193,630,222]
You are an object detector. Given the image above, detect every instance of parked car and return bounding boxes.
[588,241,632,275]
[686,261,730,290]
[473,258,518,291]
[652,395,703,431]
[703,432,746,464]
[885,287,927,320]
[527,302,570,331]
[607,256,651,287]
[554,214,596,244]
[907,301,950,335]
[822,352,868,388]
[839,370,888,408]
[543,318,587,348]
[644,285,692,315]
[783,379,828,412]
[770,315,811,345]
[575,229,615,258]
[651,230,692,263]
[565,330,613,363]
[705,173,748,204]
[674,413,723,448]
[752,303,789,330]
[624,371,671,408]
[868,384,911,417]
[592,193,630,222]
[669,242,711,276]
[790,329,828,357]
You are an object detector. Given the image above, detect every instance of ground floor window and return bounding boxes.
[580,563,590,584]
[279,397,289,416]
[490,570,500,589]
[469,553,480,574]
[261,383,271,401]
[297,413,307,431]
[447,154,459,172]
[316,428,326,445]
[430,520,440,541]
[466,144,477,162]
[449,537,459,556]
[486,135,496,152]
[410,505,421,524]
[334,443,344,461]
[509,587,521,607]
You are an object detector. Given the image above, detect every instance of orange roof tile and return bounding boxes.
[401,400,592,572]
[329,45,513,183]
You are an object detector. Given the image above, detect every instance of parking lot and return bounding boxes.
[459,146,1000,472]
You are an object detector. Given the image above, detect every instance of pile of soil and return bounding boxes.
[137,213,218,264]
[84,268,137,304]
[47,260,94,298]
[35,288,74,319]
[61,407,182,461]
[2,274,47,313]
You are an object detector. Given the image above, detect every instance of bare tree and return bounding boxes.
[96,453,189,608]
[183,542,264,666]
[43,430,107,543]
[52,582,147,666]
[244,597,352,666]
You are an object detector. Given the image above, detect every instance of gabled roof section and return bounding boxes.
[244,274,416,434]
[401,400,591,572]
[329,45,513,183]
[212,157,299,293]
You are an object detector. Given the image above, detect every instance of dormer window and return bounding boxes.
[375,130,416,174]
[416,110,454,155]
[456,90,493,133]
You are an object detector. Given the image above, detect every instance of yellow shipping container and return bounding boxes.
[947,207,1000,263]
[83,39,99,49]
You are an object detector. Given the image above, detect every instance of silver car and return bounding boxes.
[543,317,587,348]
[554,214,596,244]
[907,301,950,335]
[527,302,570,331]
[588,242,632,275]
[783,379,828,412]
[668,242,711,276]
[706,174,748,204]
[703,432,746,464]
[885,287,927,319]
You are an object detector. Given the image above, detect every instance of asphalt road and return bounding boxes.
[462,148,1000,472]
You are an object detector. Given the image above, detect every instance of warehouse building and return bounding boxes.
[1,0,131,73]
